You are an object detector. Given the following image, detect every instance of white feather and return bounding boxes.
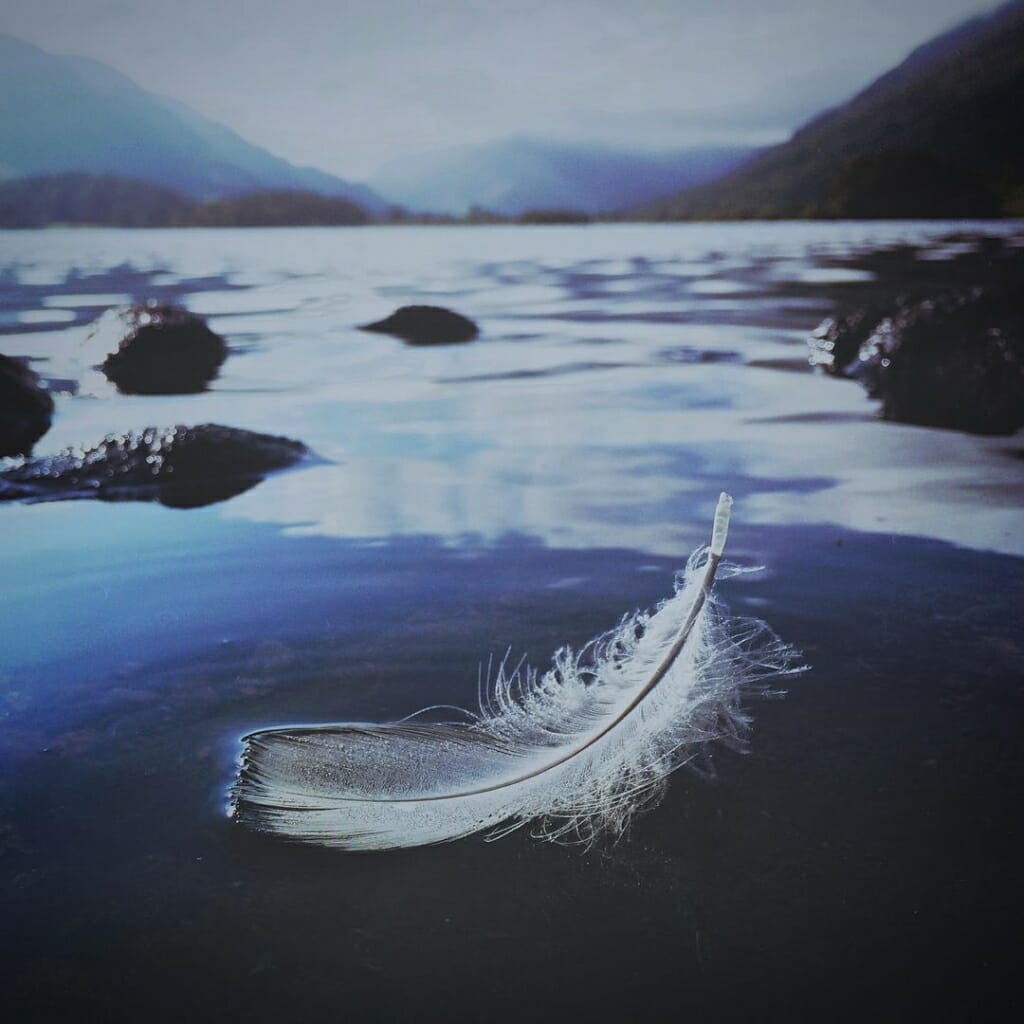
[231,493,800,850]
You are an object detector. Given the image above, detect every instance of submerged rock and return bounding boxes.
[99,302,228,394]
[0,354,55,457]
[359,305,479,345]
[0,423,308,508]
[849,288,1024,435]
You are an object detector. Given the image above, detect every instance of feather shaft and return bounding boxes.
[337,493,732,805]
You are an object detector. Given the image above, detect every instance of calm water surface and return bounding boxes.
[1,224,1022,1021]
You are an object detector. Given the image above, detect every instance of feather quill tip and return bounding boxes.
[710,491,732,557]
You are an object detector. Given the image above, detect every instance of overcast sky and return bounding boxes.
[0,0,1002,179]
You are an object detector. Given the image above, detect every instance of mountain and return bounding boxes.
[0,174,370,228]
[637,0,1024,220]
[370,138,757,216]
[0,35,386,213]
[185,189,369,227]
[0,173,192,227]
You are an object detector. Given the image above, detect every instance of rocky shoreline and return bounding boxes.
[806,231,1024,434]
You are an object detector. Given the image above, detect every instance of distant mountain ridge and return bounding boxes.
[0,35,387,213]
[7,2,1020,227]
[637,0,1024,220]
[0,173,370,228]
[371,138,757,216]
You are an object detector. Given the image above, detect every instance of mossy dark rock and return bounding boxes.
[99,303,228,394]
[0,354,55,457]
[851,288,1024,435]
[359,305,478,345]
[0,423,308,508]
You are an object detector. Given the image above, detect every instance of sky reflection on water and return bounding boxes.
[2,221,1023,749]
[4,222,1021,561]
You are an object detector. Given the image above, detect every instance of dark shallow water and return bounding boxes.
[1,223,1022,1021]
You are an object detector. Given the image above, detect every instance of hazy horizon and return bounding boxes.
[0,0,1005,181]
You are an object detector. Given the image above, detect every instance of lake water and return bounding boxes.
[2,223,1022,1021]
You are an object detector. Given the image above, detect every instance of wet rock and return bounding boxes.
[0,354,54,457]
[850,288,1024,435]
[808,307,889,375]
[99,302,228,394]
[0,424,308,508]
[359,305,479,345]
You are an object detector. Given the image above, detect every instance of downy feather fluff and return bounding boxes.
[231,494,799,850]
